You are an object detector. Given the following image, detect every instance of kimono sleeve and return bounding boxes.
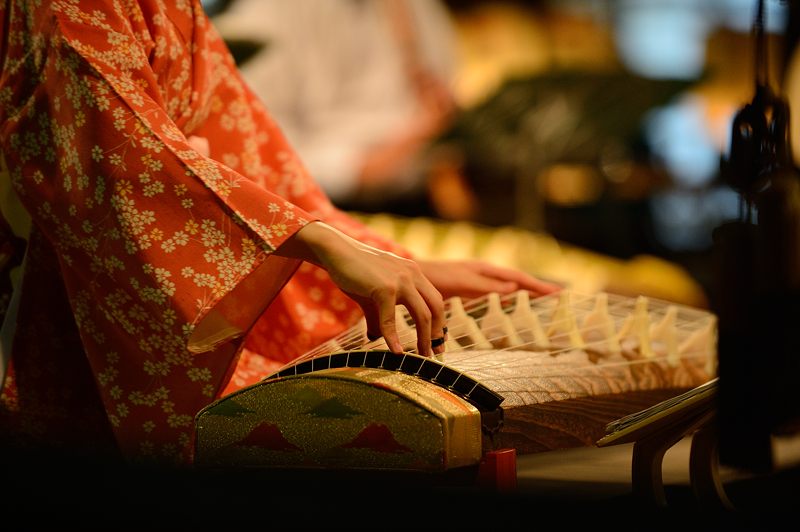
[0,17,315,354]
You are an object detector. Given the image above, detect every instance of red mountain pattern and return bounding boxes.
[341,423,412,453]
[235,422,301,451]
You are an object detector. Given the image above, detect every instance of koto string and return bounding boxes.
[271,290,715,380]
[285,291,711,366]
[299,289,708,357]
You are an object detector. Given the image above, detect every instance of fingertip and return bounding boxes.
[544,281,563,293]
[418,341,431,358]
[481,280,517,296]
[387,338,403,354]
[528,282,561,298]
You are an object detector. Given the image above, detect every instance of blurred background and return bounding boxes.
[202,0,798,309]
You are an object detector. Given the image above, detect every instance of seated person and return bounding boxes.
[0,0,557,465]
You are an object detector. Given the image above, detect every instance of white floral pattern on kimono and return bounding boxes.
[0,0,409,464]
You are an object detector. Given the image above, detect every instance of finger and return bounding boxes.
[416,280,446,355]
[477,263,561,295]
[374,290,403,354]
[524,278,562,296]
[479,278,518,295]
[510,273,561,295]
[359,299,383,342]
[399,288,433,357]
[350,294,384,342]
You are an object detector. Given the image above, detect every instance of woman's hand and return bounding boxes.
[277,222,447,356]
[417,259,561,301]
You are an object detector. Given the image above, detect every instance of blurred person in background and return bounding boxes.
[211,0,460,216]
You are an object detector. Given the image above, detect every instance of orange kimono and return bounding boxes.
[0,0,409,464]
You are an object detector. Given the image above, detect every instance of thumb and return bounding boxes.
[355,297,402,353]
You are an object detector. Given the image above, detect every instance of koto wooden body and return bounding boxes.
[195,290,717,471]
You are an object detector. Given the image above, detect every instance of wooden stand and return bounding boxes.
[597,379,734,510]
[688,417,734,510]
[630,409,733,510]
